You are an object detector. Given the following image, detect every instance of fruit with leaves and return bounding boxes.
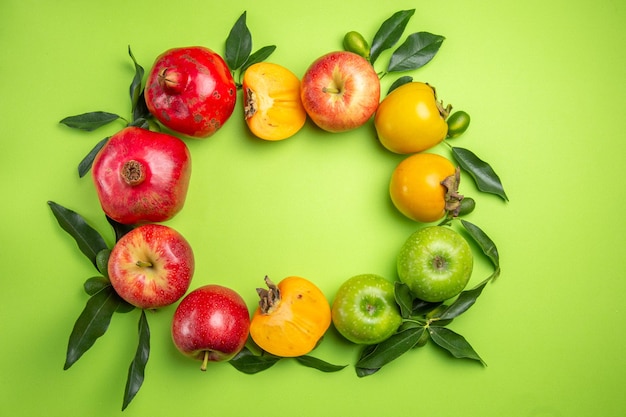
[242,62,306,140]
[108,223,195,309]
[375,82,450,154]
[332,274,402,345]
[300,51,380,132]
[250,276,331,357]
[92,126,191,225]
[144,46,237,138]
[397,226,473,302]
[172,285,250,370]
[389,152,463,223]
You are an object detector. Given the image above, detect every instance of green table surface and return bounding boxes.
[1,0,625,416]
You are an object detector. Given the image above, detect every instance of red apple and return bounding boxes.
[144,46,237,138]
[171,285,250,370]
[108,224,195,309]
[300,51,380,132]
[92,126,192,225]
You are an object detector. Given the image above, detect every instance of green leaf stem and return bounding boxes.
[60,112,121,132]
[64,286,121,369]
[229,347,280,374]
[225,11,252,71]
[122,310,150,411]
[294,356,347,372]
[48,201,108,267]
[387,32,445,72]
[355,326,426,376]
[387,75,413,95]
[240,45,277,74]
[369,9,415,64]
[394,282,414,319]
[436,279,489,321]
[461,219,501,279]
[451,146,508,201]
[83,276,110,296]
[78,136,109,178]
[127,45,145,119]
[429,326,485,365]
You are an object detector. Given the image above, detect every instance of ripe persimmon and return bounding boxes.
[250,276,331,357]
[242,62,306,141]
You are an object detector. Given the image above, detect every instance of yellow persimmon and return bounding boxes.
[242,62,307,141]
[250,276,331,357]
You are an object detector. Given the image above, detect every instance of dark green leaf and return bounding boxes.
[294,355,347,372]
[95,248,111,278]
[106,216,135,242]
[412,298,442,316]
[436,279,488,321]
[370,9,415,64]
[387,75,413,95]
[461,220,500,274]
[241,45,277,74]
[131,92,152,125]
[116,300,136,314]
[451,147,508,201]
[388,32,445,72]
[229,347,281,374]
[355,326,426,376]
[64,286,121,369]
[225,11,252,71]
[48,201,109,267]
[429,326,485,365]
[394,282,413,319]
[83,276,110,296]
[78,136,109,178]
[128,45,145,118]
[122,310,150,411]
[60,112,121,131]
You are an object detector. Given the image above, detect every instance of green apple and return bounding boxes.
[331,274,403,345]
[397,226,473,302]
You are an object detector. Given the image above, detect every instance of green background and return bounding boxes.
[1,0,625,416]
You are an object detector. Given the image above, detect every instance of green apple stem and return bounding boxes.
[135,260,153,268]
[201,351,209,372]
[322,87,341,94]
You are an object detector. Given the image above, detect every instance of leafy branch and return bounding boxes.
[224,11,276,88]
[229,344,347,374]
[59,46,152,178]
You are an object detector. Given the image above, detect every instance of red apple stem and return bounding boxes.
[201,351,209,371]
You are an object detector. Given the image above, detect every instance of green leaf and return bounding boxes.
[451,147,508,201]
[122,310,150,411]
[411,298,442,316]
[106,216,135,242]
[355,326,426,376]
[394,282,413,319]
[294,355,347,372]
[83,276,110,296]
[387,75,413,95]
[95,248,111,278]
[436,279,488,321]
[127,45,145,119]
[370,9,415,64]
[48,201,109,267]
[64,286,121,369]
[78,136,108,178]
[429,326,485,365]
[60,112,121,132]
[229,347,281,374]
[225,11,252,71]
[240,45,277,75]
[461,220,500,277]
[388,32,445,72]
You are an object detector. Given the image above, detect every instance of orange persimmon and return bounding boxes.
[249,276,331,357]
[242,62,307,141]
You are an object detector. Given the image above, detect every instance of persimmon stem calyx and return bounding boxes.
[256,276,281,314]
